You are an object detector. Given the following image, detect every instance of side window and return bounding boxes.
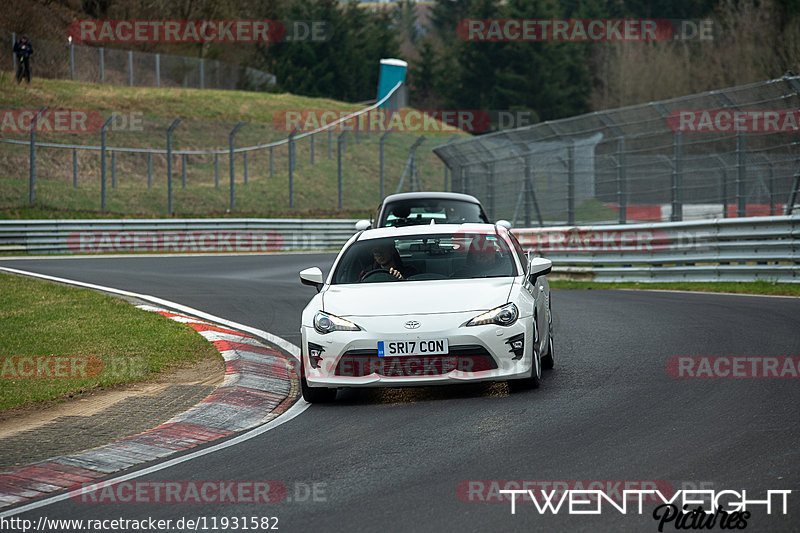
[508,233,527,273]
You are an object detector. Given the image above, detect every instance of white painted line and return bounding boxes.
[613,288,800,299]
[0,267,310,518]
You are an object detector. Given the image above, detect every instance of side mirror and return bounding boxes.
[496,219,512,230]
[300,267,324,292]
[355,220,371,231]
[528,257,552,283]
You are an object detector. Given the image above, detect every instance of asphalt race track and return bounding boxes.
[1,254,798,532]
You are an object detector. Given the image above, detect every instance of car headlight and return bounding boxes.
[313,311,361,334]
[467,303,518,327]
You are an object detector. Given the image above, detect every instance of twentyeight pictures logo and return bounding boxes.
[67,20,331,43]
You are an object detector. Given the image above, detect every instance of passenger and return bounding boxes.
[455,235,510,278]
[359,241,416,280]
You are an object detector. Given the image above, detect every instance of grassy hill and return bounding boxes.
[0,75,467,219]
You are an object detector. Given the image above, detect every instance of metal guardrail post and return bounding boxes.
[337,132,346,209]
[166,118,182,214]
[617,138,627,224]
[379,129,392,199]
[99,47,104,83]
[199,58,204,90]
[147,153,153,188]
[396,136,426,194]
[765,159,775,216]
[72,148,78,187]
[181,154,187,188]
[214,153,219,188]
[111,151,117,188]
[29,107,48,205]
[269,146,274,178]
[100,115,115,210]
[288,128,296,208]
[290,133,296,172]
[243,152,248,185]
[671,132,683,221]
[523,158,544,227]
[785,163,800,215]
[155,54,160,87]
[713,155,728,218]
[736,132,746,218]
[69,40,74,80]
[442,135,458,192]
[229,121,245,211]
[567,142,575,225]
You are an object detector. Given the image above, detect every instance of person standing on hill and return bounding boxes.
[13,35,34,84]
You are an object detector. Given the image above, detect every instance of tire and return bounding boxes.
[300,359,336,403]
[509,320,541,391]
[542,301,554,370]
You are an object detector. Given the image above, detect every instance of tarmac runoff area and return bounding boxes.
[0,305,300,509]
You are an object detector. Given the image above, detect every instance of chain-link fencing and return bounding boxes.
[6,30,275,91]
[0,82,461,216]
[433,75,800,226]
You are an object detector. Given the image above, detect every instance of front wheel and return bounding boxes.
[542,302,554,370]
[300,359,336,403]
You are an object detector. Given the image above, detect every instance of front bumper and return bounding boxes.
[301,311,535,388]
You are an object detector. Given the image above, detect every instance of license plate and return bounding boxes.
[378,339,449,357]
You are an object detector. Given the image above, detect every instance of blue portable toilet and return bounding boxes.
[377,58,408,109]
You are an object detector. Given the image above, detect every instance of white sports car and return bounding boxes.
[298,223,554,403]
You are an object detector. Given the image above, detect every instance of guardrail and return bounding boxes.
[2,216,798,283]
[515,215,800,283]
[0,219,359,254]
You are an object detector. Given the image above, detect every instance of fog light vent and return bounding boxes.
[505,333,524,360]
[308,342,325,369]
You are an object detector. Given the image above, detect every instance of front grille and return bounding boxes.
[334,345,497,377]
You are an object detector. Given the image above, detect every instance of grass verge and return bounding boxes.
[0,272,220,411]
[0,78,466,219]
[549,280,800,296]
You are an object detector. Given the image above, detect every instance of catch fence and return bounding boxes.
[434,75,800,226]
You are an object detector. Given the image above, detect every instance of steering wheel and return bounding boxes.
[359,269,401,282]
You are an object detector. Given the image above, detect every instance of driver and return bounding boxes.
[360,241,416,280]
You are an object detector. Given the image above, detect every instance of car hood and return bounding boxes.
[322,278,515,317]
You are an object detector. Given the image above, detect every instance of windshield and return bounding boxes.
[331,233,518,284]
[378,199,488,227]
